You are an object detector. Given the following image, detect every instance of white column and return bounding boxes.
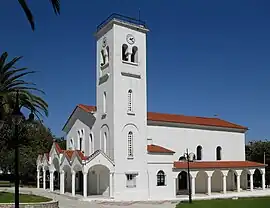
[50,170,54,192]
[207,176,211,195]
[60,170,65,194]
[250,174,254,191]
[37,170,40,188]
[237,175,241,192]
[72,171,76,196]
[222,175,227,194]
[97,173,100,195]
[262,172,266,190]
[173,177,177,196]
[83,172,87,198]
[43,169,46,189]
[109,172,113,198]
[191,177,196,196]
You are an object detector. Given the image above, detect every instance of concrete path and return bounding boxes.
[0,187,177,208]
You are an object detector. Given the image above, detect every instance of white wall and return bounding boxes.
[66,119,92,156]
[147,163,175,199]
[147,125,246,162]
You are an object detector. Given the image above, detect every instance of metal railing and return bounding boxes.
[97,13,146,31]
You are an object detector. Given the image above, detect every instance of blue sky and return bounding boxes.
[1,0,270,140]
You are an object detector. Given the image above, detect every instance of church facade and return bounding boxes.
[36,14,266,201]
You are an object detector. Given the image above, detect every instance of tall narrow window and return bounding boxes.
[122,44,128,61]
[79,137,83,151]
[127,131,133,158]
[103,132,107,154]
[131,46,138,63]
[127,89,133,112]
[216,146,222,160]
[103,92,107,114]
[106,46,109,61]
[90,133,94,154]
[157,170,166,186]
[196,145,202,160]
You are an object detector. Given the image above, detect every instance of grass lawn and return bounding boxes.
[176,197,270,208]
[0,192,51,203]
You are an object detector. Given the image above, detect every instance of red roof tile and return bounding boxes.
[147,112,247,130]
[63,150,74,160]
[77,104,247,130]
[75,150,88,160]
[78,104,96,113]
[55,142,63,153]
[174,161,266,169]
[62,150,87,160]
[147,144,175,154]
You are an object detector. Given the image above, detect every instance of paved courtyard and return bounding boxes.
[0,187,177,208]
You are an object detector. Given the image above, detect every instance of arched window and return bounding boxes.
[127,89,133,112]
[103,132,107,154]
[100,49,106,66]
[106,46,109,61]
[90,133,94,154]
[122,44,128,61]
[79,137,83,151]
[157,170,166,186]
[103,92,107,114]
[131,46,138,63]
[70,138,74,150]
[196,145,202,160]
[216,146,222,160]
[127,131,133,158]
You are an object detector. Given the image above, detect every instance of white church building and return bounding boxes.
[36,14,267,201]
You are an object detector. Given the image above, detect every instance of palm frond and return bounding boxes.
[18,0,35,30]
[49,0,60,15]
[0,52,8,70]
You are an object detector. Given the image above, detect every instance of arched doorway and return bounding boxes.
[254,169,262,189]
[52,158,60,190]
[195,171,208,194]
[177,171,188,194]
[72,164,83,195]
[211,170,223,192]
[88,165,110,196]
[62,165,71,193]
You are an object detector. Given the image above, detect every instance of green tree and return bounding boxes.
[0,120,54,184]
[246,140,270,186]
[18,0,60,30]
[0,52,48,120]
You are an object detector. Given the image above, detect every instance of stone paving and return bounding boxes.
[0,187,177,208]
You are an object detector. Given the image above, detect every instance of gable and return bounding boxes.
[62,106,96,133]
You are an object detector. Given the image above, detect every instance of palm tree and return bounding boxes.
[0,52,48,120]
[18,0,60,30]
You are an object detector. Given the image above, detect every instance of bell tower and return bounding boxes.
[95,14,149,200]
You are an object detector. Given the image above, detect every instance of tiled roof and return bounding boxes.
[62,150,87,160]
[147,112,247,130]
[77,104,247,130]
[55,142,63,153]
[147,144,175,154]
[173,161,266,169]
[78,104,96,113]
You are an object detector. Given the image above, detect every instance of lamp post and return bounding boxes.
[184,149,195,204]
[0,90,23,208]
[12,90,24,208]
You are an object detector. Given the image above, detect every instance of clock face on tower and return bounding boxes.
[126,34,135,45]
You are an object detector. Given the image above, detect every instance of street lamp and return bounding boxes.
[183,149,195,204]
[0,90,23,208]
[12,90,24,208]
